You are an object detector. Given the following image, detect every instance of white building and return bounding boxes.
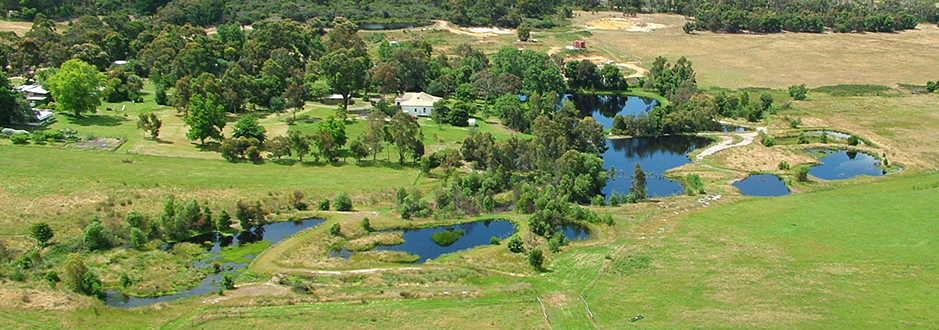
[395,92,441,117]
[16,84,49,106]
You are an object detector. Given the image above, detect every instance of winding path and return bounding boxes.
[695,127,765,161]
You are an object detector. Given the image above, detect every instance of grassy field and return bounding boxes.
[571,12,939,89]
[584,171,939,328]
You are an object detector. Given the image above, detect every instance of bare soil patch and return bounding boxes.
[70,137,125,152]
[584,17,667,32]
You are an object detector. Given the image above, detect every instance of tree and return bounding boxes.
[386,111,425,164]
[507,236,524,253]
[329,223,342,236]
[628,162,647,202]
[517,22,531,41]
[333,192,352,211]
[283,83,306,120]
[265,135,292,160]
[528,248,544,270]
[185,92,227,145]
[136,112,162,138]
[29,222,54,247]
[232,116,267,143]
[447,101,472,127]
[125,211,146,229]
[361,217,372,231]
[64,253,101,297]
[788,84,808,100]
[287,130,311,162]
[44,59,104,117]
[321,48,371,109]
[83,219,109,251]
[313,116,346,162]
[349,139,369,163]
[130,227,147,250]
[216,209,232,231]
[363,110,386,162]
[0,72,32,125]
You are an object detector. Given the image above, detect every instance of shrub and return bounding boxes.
[548,237,561,253]
[528,248,544,270]
[361,217,372,232]
[333,192,352,211]
[83,219,110,251]
[318,199,330,211]
[130,227,147,250]
[787,117,802,128]
[778,161,790,170]
[490,236,500,245]
[795,166,810,182]
[10,133,28,144]
[29,222,54,247]
[43,130,64,141]
[221,273,235,289]
[761,133,776,147]
[788,84,808,100]
[684,174,705,195]
[590,194,606,206]
[847,135,860,146]
[155,88,168,105]
[507,236,524,253]
[44,271,60,288]
[329,223,341,236]
[798,132,810,144]
[287,190,306,210]
[820,132,829,143]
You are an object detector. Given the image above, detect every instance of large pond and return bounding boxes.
[733,174,790,197]
[105,218,324,308]
[808,149,884,180]
[566,94,713,198]
[332,220,516,263]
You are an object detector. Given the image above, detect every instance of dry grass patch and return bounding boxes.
[344,232,404,251]
[573,11,939,89]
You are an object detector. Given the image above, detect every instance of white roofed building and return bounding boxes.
[395,92,441,117]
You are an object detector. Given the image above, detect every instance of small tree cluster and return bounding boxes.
[220,137,263,162]
[333,192,353,211]
[136,112,162,139]
[235,200,266,228]
[788,84,808,100]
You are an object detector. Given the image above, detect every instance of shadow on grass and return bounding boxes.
[65,114,128,127]
[194,142,221,152]
[152,138,173,144]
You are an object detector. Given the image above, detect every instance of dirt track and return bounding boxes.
[695,128,764,161]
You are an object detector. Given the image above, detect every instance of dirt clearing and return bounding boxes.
[584,17,667,32]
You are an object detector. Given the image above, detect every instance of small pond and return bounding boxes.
[602,136,713,198]
[808,149,884,180]
[105,218,324,308]
[559,223,591,241]
[733,174,790,197]
[565,95,714,198]
[333,220,515,264]
[805,130,852,140]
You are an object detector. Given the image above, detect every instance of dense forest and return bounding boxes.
[4,0,935,31]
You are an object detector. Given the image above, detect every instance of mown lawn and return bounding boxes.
[584,172,939,328]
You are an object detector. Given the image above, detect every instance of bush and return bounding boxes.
[490,236,500,245]
[590,194,606,206]
[761,132,776,147]
[820,132,829,143]
[798,132,810,144]
[507,236,524,253]
[333,192,352,211]
[548,237,561,253]
[29,222,54,247]
[317,199,330,211]
[130,227,147,250]
[778,161,790,170]
[788,84,808,100]
[155,88,168,105]
[83,219,110,251]
[43,130,64,141]
[44,271,60,288]
[528,248,544,270]
[795,166,810,182]
[329,223,341,236]
[10,133,28,144]
[684,174,705,195]
[361,217,372,232]
[221,273,235,289]
[847,135,860,146]
[787,117,802,128]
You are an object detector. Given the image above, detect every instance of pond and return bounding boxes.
[733,174,790,197]
[105,218,325,308]
[332,220,515,264]
[565,95,714,198]
[559,223,591,241]
[805,130,852,140]
[808,149,884,180]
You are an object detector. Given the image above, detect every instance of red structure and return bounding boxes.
[573,40,586,48]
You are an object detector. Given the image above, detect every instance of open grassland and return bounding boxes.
[583,172,939,328]
[570,12,939,89]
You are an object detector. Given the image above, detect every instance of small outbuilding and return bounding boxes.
[16,84,49,106]
[573,40,586,48]
[395,92,442,117]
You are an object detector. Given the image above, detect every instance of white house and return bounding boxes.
[395,92,441,117]
[16,84,49,106]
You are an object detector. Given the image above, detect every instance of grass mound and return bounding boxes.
[812,84,893,96]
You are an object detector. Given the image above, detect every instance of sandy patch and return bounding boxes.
[565,55,648,78]
[585,17,666,32]
[437,20,514,38]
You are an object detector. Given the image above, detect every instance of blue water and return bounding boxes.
[733,174,790,197]
[564,94,659,129]
[808,149,883,180]
[601,136,712,198]
[559,224,591,241]
[331,220,516,264]
[105,218,325,308]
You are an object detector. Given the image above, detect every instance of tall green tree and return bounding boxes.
[385,111,425,164]
[0,72,31,125]
[313,116,347,162]
[44,59,105,117]
[184,92,226,145]
[363,110,386,162]
[287,130,311,162]
[321,48,371,109]
[629,162,647,202]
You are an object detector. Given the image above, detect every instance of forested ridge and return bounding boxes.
[3,0,936,31]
